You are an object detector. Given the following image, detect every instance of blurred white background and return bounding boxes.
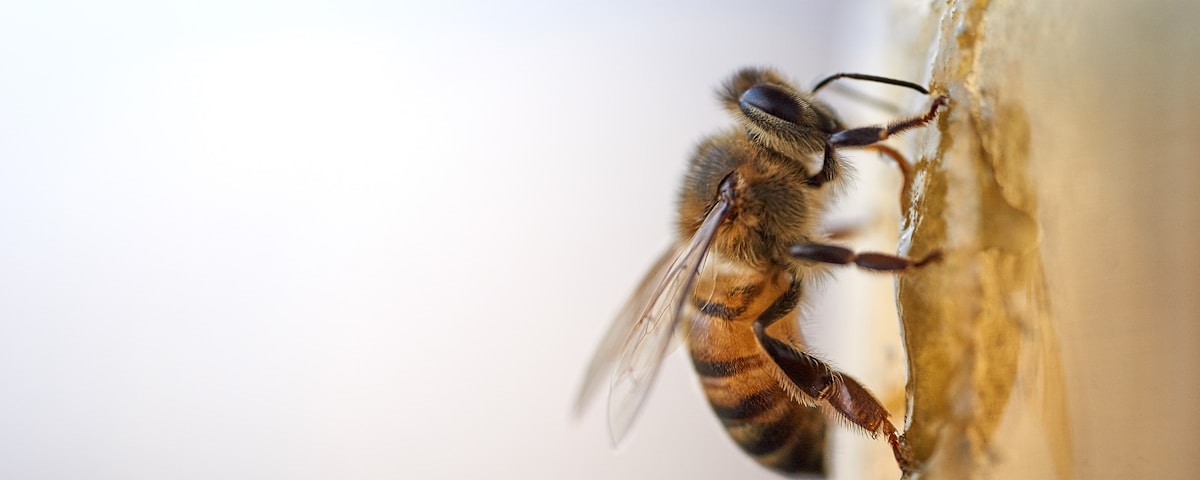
[0,1,913,478]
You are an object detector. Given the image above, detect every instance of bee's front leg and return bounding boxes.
[828,96,948,149]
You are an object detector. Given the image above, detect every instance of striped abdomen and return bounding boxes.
[685,263,826,475]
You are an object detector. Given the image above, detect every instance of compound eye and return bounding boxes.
[739,85,802,124]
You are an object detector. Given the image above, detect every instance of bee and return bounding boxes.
[575,67,947,475]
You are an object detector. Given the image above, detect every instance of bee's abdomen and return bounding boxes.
[685,262,824,474]
[692,351,826,475]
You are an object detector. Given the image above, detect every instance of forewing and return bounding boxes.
[606,195,731,444]
[573,249,675,419]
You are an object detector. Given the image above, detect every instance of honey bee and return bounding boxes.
[575,68,947,475]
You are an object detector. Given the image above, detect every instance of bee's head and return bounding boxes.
[720,68,843,174]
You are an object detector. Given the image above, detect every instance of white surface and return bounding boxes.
[0,2,907,478]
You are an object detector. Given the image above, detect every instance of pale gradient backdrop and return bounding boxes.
[0,2,914,479]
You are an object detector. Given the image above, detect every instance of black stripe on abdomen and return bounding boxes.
[762,407,826,474]
[691,354,764,377]
[708,388,778,420]
[736,416,795,455]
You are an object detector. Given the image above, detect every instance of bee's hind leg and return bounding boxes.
[752,321,915,473]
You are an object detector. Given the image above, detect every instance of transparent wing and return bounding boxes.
[573,249,675,419]
[606,194,731,445]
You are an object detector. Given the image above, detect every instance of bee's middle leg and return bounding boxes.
[790,243,940,272]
